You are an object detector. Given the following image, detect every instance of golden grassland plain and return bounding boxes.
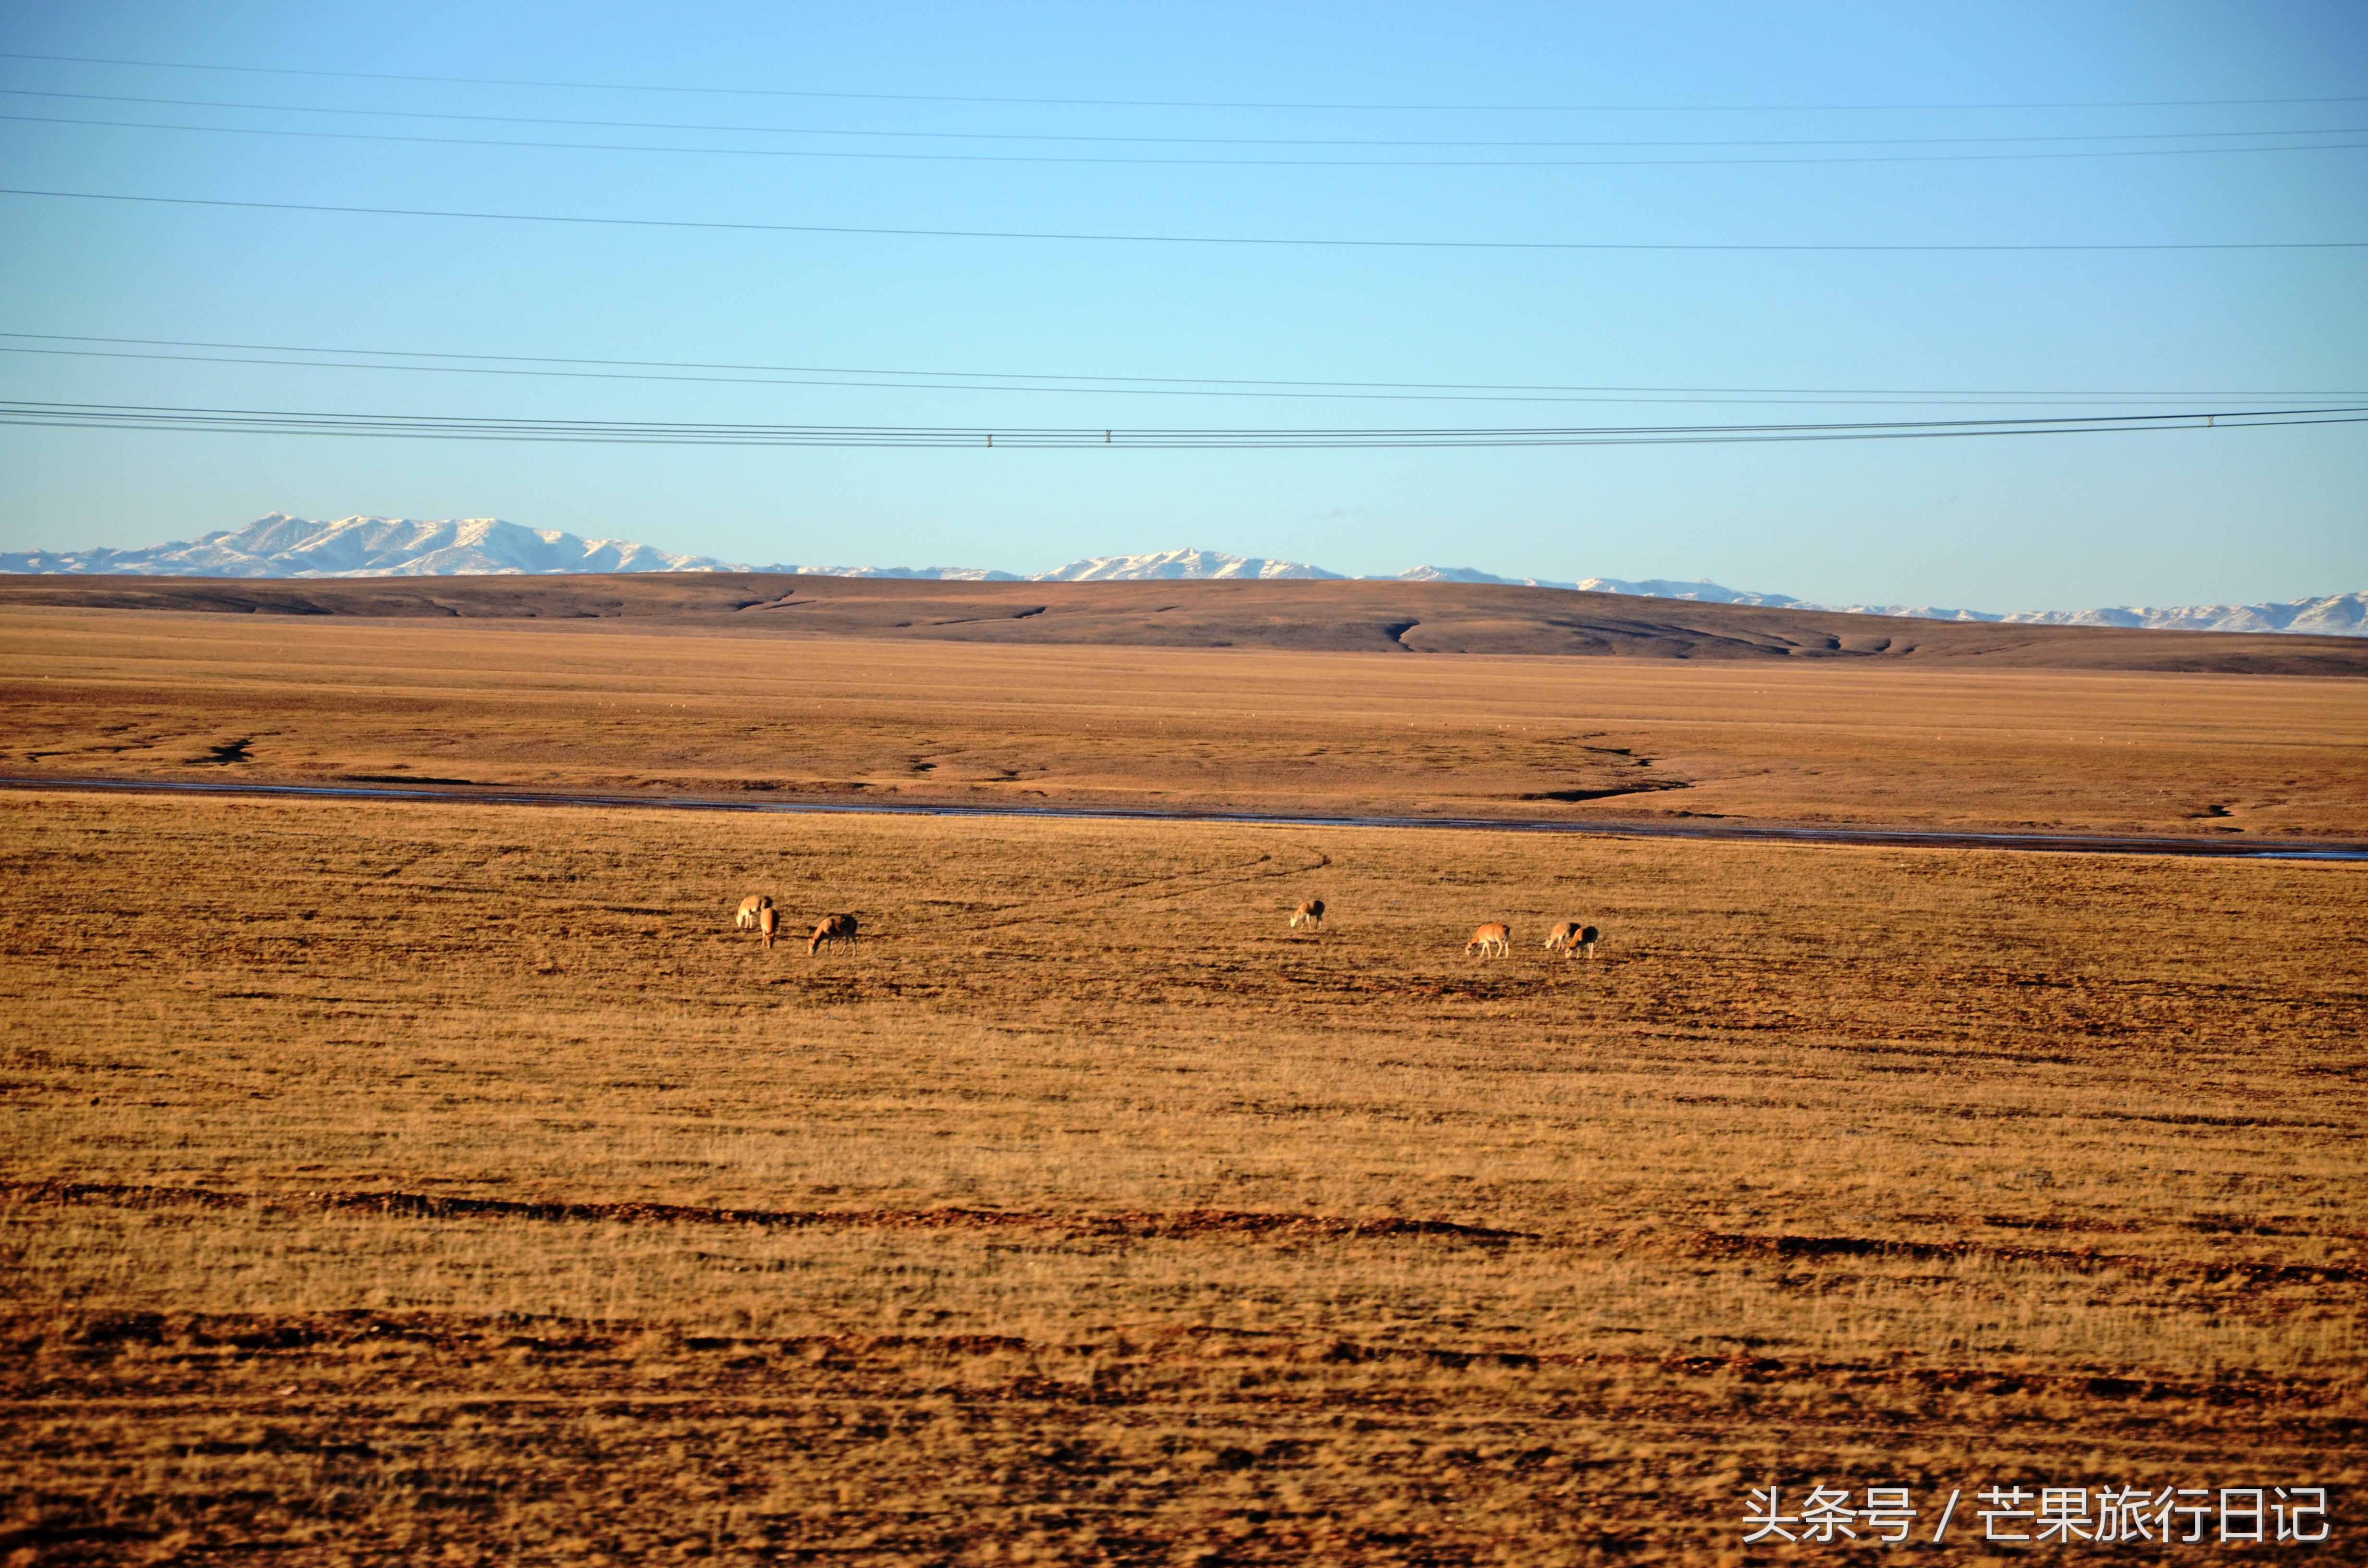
[4,606,2367,839]
[5,573,2364,677]
[3,788,2364,1565]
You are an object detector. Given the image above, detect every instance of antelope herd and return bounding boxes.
[733,896,856,956]
[735,891,1601,963]
[1544,920,1601,958]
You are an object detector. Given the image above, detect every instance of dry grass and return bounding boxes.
[9,570,2364,676]
[3,788,2363,1564]
[5,606,2367,838]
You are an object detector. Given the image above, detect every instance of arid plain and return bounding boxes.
[4,594,2367,840]
[3,588,2365,1564]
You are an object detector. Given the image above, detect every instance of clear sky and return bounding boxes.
[1,0,2362,610]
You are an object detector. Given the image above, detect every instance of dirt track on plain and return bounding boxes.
[8,604,2366,840]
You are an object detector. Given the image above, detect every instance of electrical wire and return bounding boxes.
[6,87,2360,149]
[14,110,2367,167]
[3,400,2359,448]
[11,341,2366,409]
[7,187,2361,251]
[5,50,2363,113]
[8,331,2360,401]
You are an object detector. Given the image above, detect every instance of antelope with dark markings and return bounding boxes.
[809,912,859,955]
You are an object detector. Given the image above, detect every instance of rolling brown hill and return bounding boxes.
[4,571,2363,674]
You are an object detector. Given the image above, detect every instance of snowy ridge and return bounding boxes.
[1393,564,2365,636]
[1399,565,1805,605]
[3,519,2358,636]
[0,514,729,578]
[1992,593,2368,636]
[1032,548,1344,582]
[752,549,1334,583]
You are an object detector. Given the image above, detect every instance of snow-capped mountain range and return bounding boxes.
[3,515,2360,637]
[1390,565,2368,635]
[0,514,717,578]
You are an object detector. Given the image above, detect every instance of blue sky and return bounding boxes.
[1,0,2362,609]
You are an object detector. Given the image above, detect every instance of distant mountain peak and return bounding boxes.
[0,513,729,578]
[2,519,2357,637]
[1397,564,1809,608]
[1032,548,1344,582]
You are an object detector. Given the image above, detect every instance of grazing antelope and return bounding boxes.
[757,906,779,949]
[1289,898,1326,930]
[1544,920,1583,952]
[1465,922,1512,958]
[1564,924,1601,960]
[735,893,774,931]
[808,912,859,955]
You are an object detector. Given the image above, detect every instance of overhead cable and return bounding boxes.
[5,187,2360,251]
[4,50,2363,113]
[3,400,2360,448]
[13,110,2367,167]
[5,88,2360,150]
[7,331,2361,400]
[9,340,2365,409]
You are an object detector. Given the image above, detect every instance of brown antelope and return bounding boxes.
[757,906,779,949]
[1289,898,1325,930]
[808,912,859,955]
[735,893,774,931]
[1548,920,1608,953]
[1465,922,1512,958]
[1566,925,1601,959]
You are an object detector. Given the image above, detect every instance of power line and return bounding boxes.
[9,337,2364,409]
[8,186,2362,252]
[11,330,2359,397]
[16,109,2367,168]
[7,87,2359,150]
[3,399,2359,448]
[5,50,2363,113]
